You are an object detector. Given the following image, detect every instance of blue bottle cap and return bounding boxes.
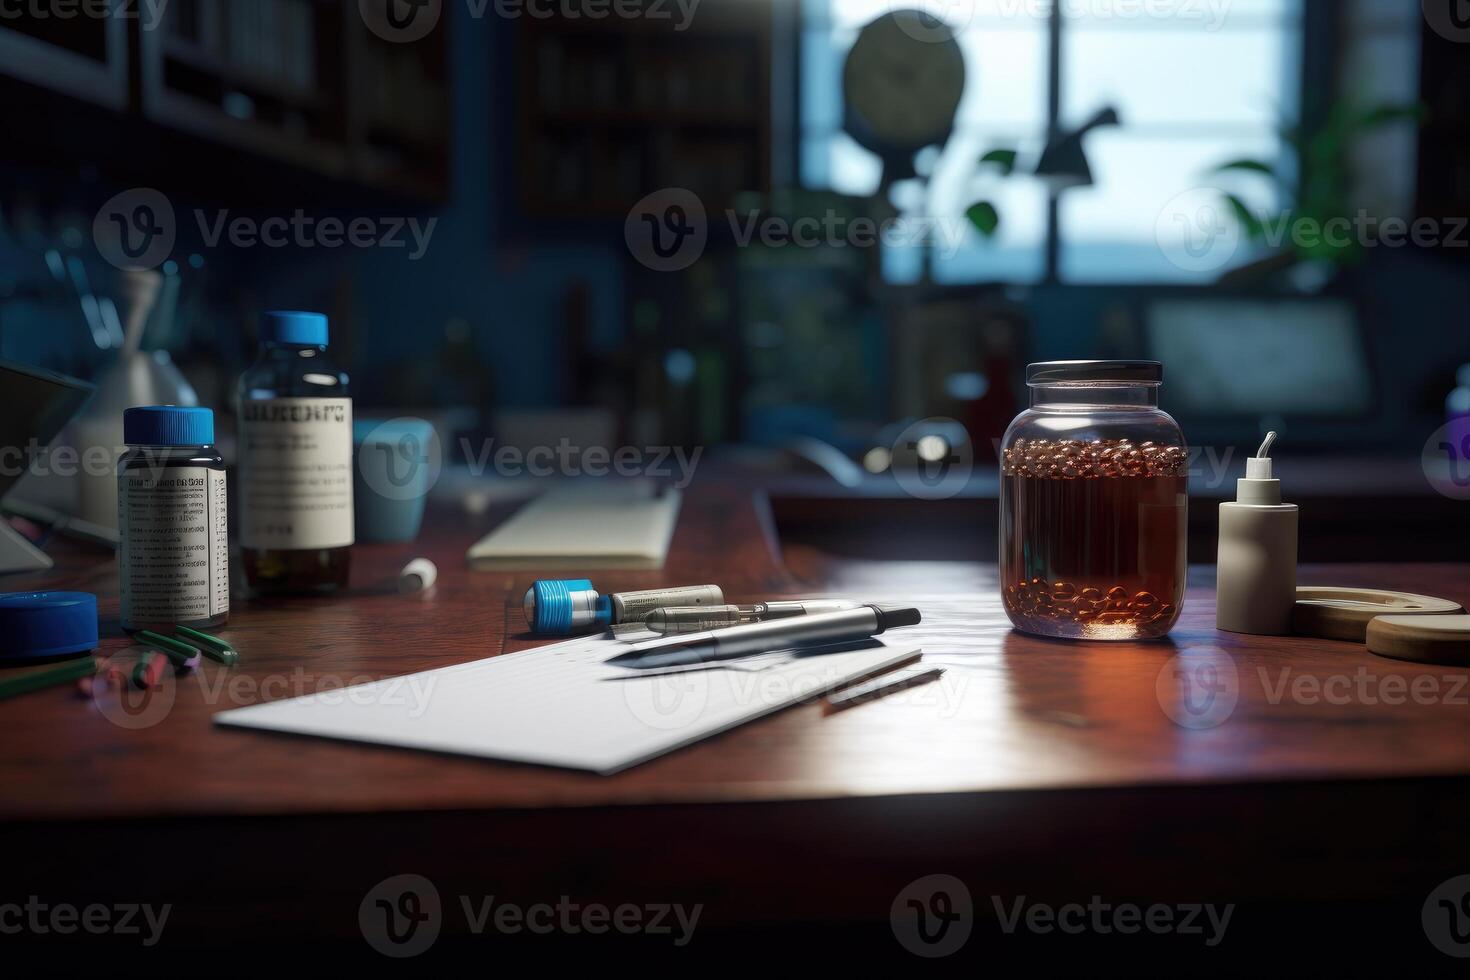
[523,578,606,634]
[0,591,99,659]
[262,310,329,346]
[124,406,215,446]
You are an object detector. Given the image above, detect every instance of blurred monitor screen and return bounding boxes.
[1146,300,1372,417]
[0,359,94,501]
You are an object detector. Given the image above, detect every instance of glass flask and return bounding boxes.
[1000,361,1188,640]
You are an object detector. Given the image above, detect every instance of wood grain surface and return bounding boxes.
[2,482,1470,821]
[5,478,1470,968]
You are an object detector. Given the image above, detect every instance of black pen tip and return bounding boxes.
[875,606,922,630]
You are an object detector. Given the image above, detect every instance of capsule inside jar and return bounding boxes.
[999,362,1188,641]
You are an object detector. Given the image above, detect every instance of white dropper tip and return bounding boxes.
[1238,431,1281,504]
[1244,431,1277,480]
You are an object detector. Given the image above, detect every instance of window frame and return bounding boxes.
[791,0,1327,286]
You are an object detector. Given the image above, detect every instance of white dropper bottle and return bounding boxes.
[1216,432,1299,635]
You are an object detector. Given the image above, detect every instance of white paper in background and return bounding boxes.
[213,633,920,774]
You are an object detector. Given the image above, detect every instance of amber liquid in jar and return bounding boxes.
[1001,438,1188,640]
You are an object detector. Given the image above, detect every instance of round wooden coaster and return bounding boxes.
[1367,615,1470,666]
[1292,587,1464,642]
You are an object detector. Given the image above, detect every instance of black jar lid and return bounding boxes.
[1026,360,1163,385]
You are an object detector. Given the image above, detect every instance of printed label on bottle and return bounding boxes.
[119,467,229,627]
[239,397,355,550]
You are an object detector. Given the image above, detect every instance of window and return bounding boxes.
[800,0,1304,283]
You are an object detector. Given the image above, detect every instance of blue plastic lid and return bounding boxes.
[262,310,329,347]
[124,406,215,446]
[0,591,99,659]
[527,578,604,633]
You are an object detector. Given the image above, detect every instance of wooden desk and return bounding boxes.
[4,481,1470,969]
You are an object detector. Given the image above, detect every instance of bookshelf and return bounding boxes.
[0,0,449,202]
[0,4,127,110]
[515,2,773,220]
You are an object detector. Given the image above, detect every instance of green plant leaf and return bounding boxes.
[965,201,1000,237]
[978,149,1018,176]
[1355,103,1427,130]
[1213,159,1276,178]
[1222,194,1266,241]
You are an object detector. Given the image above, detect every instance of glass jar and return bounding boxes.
[1000,361,1188,640]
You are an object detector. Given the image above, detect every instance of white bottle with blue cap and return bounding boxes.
[118,406,230,632]
[237,311,354,594]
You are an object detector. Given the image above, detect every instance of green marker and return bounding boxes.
[0,657,97,702]
[135,631,202,670]
[173,626,238,666]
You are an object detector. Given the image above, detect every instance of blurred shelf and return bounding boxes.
[0,17,127,110]
[514,2,773,220]
[4,0,449,204]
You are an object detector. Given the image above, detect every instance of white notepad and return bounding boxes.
[466,484,682,570]
[213,635,919,774]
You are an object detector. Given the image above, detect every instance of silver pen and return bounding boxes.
[606,605,922,669]
[643,599,864,634]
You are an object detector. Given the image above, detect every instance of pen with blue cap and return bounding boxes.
[522,579,724,634]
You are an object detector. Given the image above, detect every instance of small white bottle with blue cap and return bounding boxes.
[237,311,353,594]
[118,406,230,632]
